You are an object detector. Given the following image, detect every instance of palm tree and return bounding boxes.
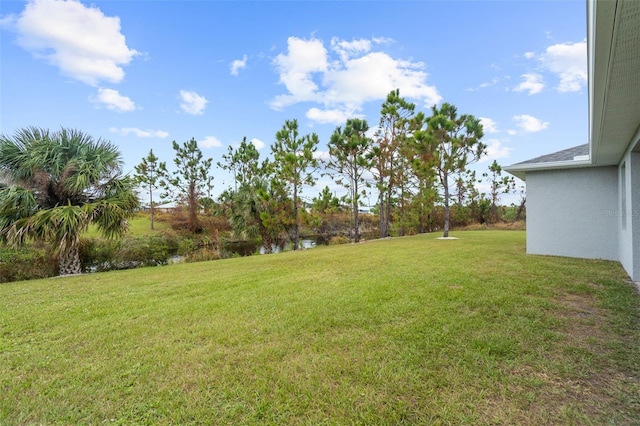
[0,127,139,275]
[227,179,287,255]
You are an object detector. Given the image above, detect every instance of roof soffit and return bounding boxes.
[591,0,640,166]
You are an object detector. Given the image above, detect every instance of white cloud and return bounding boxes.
[523,52,535,59]
[200,136,222,148]
[271,36,441,124]
[479,139,512,163]
[306,107,362,125]
[365,127,378,140]
[109,127,168,138]
[92,88,136,112]
[179,90,208,115]
[540,40,587,92]
[513,114,549,133]
[479,117,498,134]
[372,36,394,45]
[3,0,139,86]
[480,77,500,88]
[250,138,265,150]
[324,51,441,107]
[330,37,372,62]
[514,73,545,95]
[230,54,248,76]
[271,37,329,110]
[467,77,500,92]
[313,150,331,161]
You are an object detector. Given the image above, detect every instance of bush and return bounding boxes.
[184,249,220,263]
[0,247,58,283]
[80,233,179,272]
[117,235,171,267]
[176,233,219,259]
[328,235,350,245]
[79,238,119,272]
[159,207,231,235]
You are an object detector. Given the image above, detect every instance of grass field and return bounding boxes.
[1,231,639,424]
[85,214,170,238]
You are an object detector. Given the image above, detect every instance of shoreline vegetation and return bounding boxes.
[1,211,526,283]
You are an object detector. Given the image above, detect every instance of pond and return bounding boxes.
[223,238,320,257]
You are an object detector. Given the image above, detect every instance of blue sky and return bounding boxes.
[0,0,587,203]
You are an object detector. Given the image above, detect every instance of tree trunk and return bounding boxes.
[515,198,526,221]
[260,224,273,254]
[490,202,497,223]
[385,186,392,237]
[59,245,82,275]
[377,175,385,238]
[293,182,299,250]
[443,172,450,238]
[353,183,360,243]
[149,182,155,230]
[399,187,405,237]
[378,183,386,239]
[188,182,200,233]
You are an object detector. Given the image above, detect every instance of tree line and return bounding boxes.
[0,90,521,276]
[134,89,520,253]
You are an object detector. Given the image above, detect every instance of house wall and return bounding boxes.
[618,151,640,281]
[526,166,619,261]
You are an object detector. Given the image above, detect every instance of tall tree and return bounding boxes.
[370,89,415,238]
[311,186,343,214]
[217,142,287,254]
[271,119,319,250]
[160,138,213,233]
[325,118,372,242]
[257,172,293,254]
[483,160,515,223]
[514,184,526,222]
[422,103,486,237]
[217,137,260,191]
[227,177,281,254]
[406,115,439,234]
[133,149,166,230]
[0,127,138,275]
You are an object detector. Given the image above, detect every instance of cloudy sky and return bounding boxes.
[0,0,587,201]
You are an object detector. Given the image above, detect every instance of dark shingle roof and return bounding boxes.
[512,144,589,165]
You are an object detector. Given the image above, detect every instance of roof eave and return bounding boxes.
[587,0,616,165]
[504,159,594,181]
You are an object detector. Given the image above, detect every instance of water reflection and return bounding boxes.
[259,239,316,254]
[224,238,319,256]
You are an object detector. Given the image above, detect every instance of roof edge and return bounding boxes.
[504,158,594,181]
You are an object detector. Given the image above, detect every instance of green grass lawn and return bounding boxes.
[125,215,170,235]
[85,214,169,238]
[1,231,639,425]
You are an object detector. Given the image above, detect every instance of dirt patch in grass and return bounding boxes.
[546,287,640,424]
[556,290,609,351]
[478,285,639,425]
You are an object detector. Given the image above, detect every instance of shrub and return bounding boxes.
[328,235,350,245]
[0,247,57,283]
[80,233,178,272]
[79,238,119,272]
[184,249,220,263]
[117,235,171,267]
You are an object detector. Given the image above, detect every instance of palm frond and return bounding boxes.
[0,127,137,261]
[4,203,90,255]
[90,179,140,239]
[0,186,39,242]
